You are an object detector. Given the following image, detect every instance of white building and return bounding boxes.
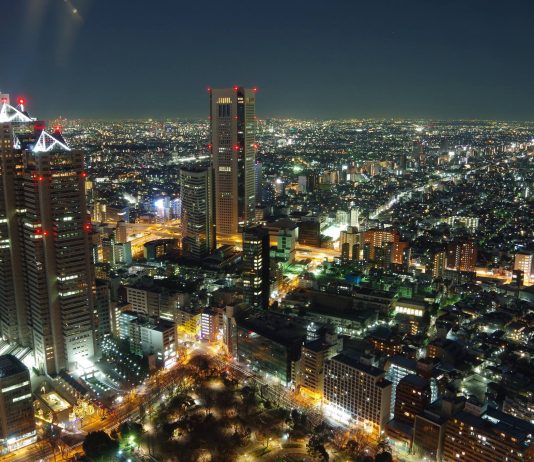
[324,354,391,434]
[514,252,533,284]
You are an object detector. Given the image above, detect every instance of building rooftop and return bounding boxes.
[331,353,386,378]
[237,310,307,347]
[399,374,429,389]
[0,354,28,378]
[454,409,534,444]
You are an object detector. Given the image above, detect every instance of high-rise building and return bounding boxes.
[210,87,257,235]
[324,354,392,434]
[514,251,533,284]
[0,96,96,374]
[242,225,270,309]
[340,226,360,262]
[446,241,477,272]
[349,207,360,228]
[385,355,418,420]
[254,161,263,205]
[0,355,36,454]
[432,249,447,279]
[361,228,409,268]
[93,280,111,356]
[180,167,215,259]
[294,331,342,399]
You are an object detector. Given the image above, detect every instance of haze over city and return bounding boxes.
[2,0,534,119]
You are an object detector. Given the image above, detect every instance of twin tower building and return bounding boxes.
[0,87,257,375]
[181,86,257,258]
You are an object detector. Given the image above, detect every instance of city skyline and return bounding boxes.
[1,0,534,120]
[0,2,534,461]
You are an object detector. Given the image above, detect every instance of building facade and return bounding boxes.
[180,167,215,259]
[1,99,96,374]
[210,87,256,234]
[0,355,36,454]
[324,354,391,434]
[242,225,270,309]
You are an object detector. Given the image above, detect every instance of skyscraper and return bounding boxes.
[210,87,256,235]
[180,166,216,259]
[0,95,96,374]
[242,225,270,310]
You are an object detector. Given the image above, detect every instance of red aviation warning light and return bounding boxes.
[207,87,212,93]
[207,143,213,150]
[252,87,258,93]
[233,144,240,151]
[43,230,49,237]
[84,223,92,233]
[233,85,239,92]
[81,171,88,178]
[18,97,26,112]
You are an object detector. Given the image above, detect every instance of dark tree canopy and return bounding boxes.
[83,431,118,461]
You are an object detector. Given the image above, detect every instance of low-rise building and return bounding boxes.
[0,355,36,454]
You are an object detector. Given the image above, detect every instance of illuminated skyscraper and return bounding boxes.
[180,166,216,259]
[210,87,256,235]
[0,95,96,374]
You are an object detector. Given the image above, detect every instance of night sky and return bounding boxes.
[1,0,534,120]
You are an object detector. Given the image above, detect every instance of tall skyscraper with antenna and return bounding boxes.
[0,94,96,374]
[209,86,257,235]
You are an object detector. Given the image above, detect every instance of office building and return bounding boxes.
[324,354,391,434]
[1,100,96,374]
[119,312,176,369]
[0,355,36,454]
[143,239,177,261]
[298,220,321,247]
[242,225,270,309]
[93,280,111,355]
[232,310,306,385]
[254,161,263,205]
[180,167,215,259]
[125,279,191,321]
[210,87,257,234]
[270,223,298,264]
